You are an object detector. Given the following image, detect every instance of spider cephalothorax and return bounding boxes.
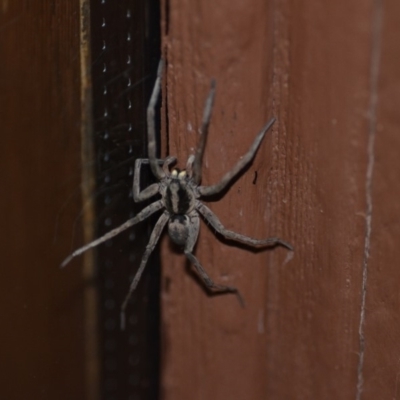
[61,60,293,328]
[162,168,197,216]
[162,167,198,246]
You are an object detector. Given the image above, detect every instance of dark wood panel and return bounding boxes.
[159,0,400,399]
[0,1,85,399]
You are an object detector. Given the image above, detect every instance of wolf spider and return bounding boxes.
[61,60,292,328]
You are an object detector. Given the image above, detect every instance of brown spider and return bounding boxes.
[61,60,292,328]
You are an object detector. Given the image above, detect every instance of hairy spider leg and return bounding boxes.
[185,154,195,177]
[133,158,160,202]
[120,211,169,330]
[60,200,164,268]
[133,157,175,204]
[196,201,293,250]
[183,210,245,306]
[198,117,276,197]
[147,60,165,180]
[134,157,177,197]
[162,156,177,174]
[191,79,216,184]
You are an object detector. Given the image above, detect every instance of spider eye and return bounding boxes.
[178,170,187,179]
[171,169,178,177]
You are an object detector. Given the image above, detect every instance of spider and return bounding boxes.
[61,60,293,328]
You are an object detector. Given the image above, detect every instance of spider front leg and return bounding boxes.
[196,201,293,250]
[183,210,245,306]
[133,158,161,202]
[191,79,216,184]
[120,211,169,329]
[198,117,275,197]
[133,157,176,202]
[147,60,165,180]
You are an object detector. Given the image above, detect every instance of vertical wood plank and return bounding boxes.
[80,1,100,399]
[0,1,86,399]
[158,0,400,398]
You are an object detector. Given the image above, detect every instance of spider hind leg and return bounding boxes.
[185,250,245,306]
[183,210,245,306]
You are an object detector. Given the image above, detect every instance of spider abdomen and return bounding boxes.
[164,180,195,214]
[168,215,190,246]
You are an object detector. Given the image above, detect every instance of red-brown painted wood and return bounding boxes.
[362,1,400,398]
[160,0,400,399]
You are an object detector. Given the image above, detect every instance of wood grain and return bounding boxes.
[160,0,400,399]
